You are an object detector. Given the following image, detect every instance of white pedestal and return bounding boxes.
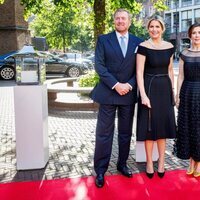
[135,141,159,162]
[14,85,49,170]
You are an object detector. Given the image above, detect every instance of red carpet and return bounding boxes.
[0,170,200,200]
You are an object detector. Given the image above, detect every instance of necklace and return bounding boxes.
[148,38,163,49]
[189,46,200,52]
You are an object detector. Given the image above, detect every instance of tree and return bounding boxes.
[151,0,168,12]
[18,0,168,36]
[0,0,168,51]
[29,0,94,52]
[93,0,105,43]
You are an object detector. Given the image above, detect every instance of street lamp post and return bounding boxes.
[175,0,179,60]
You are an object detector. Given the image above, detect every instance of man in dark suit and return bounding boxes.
[90,8,142,188]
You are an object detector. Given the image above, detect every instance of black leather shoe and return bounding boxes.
[157,171,165,178]
[146,171,154,179]
[95,174,105,188]
[117,166,132,178]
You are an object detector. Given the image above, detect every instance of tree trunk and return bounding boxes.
[93,0,106,44]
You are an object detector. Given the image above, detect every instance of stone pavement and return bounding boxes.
[0,76,188,184]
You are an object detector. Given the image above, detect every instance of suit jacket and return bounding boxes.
[90,31,142,105]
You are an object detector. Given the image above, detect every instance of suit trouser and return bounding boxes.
[94,104,135,174]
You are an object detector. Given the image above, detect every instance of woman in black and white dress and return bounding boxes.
[176,23,200,177]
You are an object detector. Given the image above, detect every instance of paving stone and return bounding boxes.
[0,78,188,183]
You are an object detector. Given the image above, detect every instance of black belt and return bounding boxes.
[145,73,173,132]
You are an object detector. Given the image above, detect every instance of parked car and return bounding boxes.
[0,51,16,80]
[41,52,93,77]
[86,55,95,65]
[59,52,94,69]
[59,52,82,60]
[0,51,93,80]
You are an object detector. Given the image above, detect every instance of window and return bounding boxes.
[195,9,200,23]
[181,10,192,32]
[182,0,193,6]
[195,0,200,5]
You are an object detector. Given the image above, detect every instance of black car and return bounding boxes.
[0,51,93,80]
[0,51,16,80]
[43,52,93,77]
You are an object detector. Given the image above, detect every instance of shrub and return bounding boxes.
[78,70,99,87]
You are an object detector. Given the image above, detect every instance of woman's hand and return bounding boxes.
[141,95,151,108]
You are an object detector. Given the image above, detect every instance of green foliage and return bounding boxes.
[29,0,94,51]
[0,0,4,4]
[108,0,142,14]
[20,0,44,18]
[151,0,168,12]
[78,71,99,87]
[20,0,88,20]
[130,19,148,40]
[1,0,168,51]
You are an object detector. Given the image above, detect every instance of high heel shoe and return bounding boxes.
[157,171,165,178]
[187,159,196,175]
[146,162,154,179]
[186,168,195,175]
[193,170,200,177]
[146,171,154,179]
[157,159,165,178]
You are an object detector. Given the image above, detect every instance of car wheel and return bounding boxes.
[0,66,15,80]
[66,66,81,77]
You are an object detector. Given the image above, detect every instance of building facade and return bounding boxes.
[139,0,155,25]
[164,0,200,56]
[0,0,30,55]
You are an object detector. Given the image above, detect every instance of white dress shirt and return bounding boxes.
[112,31,132,91]
[115,31,129,49]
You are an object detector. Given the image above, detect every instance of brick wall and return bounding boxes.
[0,0,30,55]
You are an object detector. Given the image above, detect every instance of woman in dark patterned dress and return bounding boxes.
[176,23,200,177]
[136,16,176,179]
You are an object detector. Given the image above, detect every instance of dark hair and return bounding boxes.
[147,15,165,32]
[113,8,132,20]
[188,23,200,38]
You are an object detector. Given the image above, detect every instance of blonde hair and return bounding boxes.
[147,15,166,32]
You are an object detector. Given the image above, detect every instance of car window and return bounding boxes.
[6,57,15,62]
[60,53,82,60]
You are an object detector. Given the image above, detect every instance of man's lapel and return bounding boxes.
[107,32,138,73]
[117,34,137,72]
[108,31,124,60]
[125,34,137,60]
